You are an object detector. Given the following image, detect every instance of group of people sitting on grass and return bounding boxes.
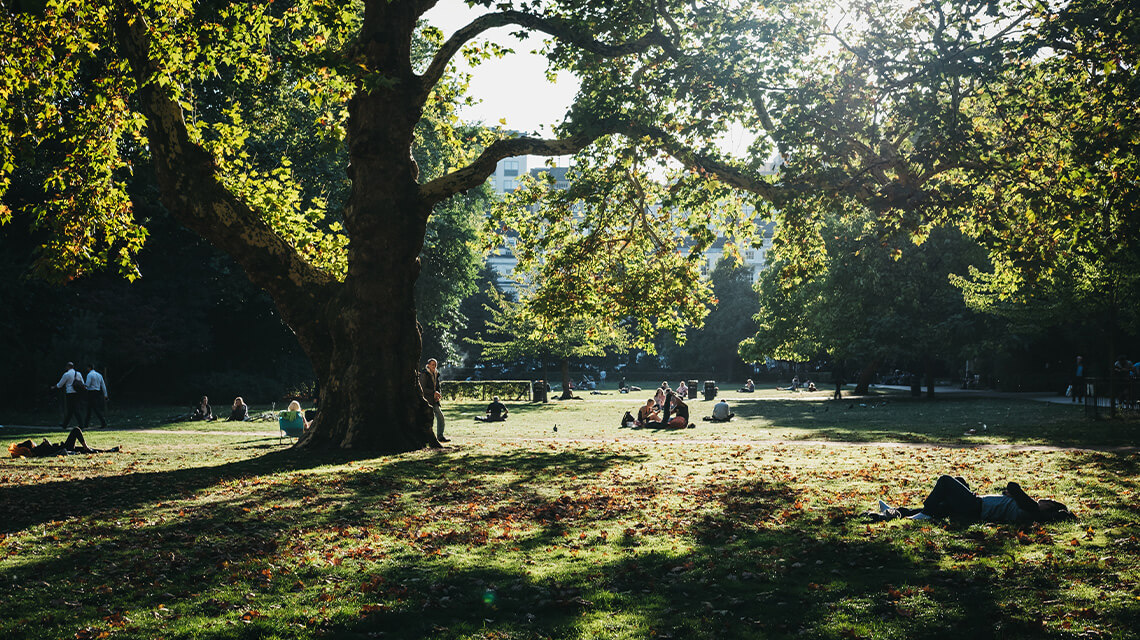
[775,376,817,392]
[620,384,696,429]
[184,395,316,428]
[621,380,740,428]
[186,395,255,422]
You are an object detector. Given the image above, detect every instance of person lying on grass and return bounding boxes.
[475,396,509,422]
[8,427,119,457]
[866,475,1076,523]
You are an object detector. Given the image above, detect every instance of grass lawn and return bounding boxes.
[1,392,1137,639]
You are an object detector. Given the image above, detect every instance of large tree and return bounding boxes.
[8,0,1122,450]
[2,0,829,451]
[473,286,629,399]
[741,210,999,395]
[950,0,1140,388]
[661,257,761,377]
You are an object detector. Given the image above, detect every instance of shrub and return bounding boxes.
[440,380,532,402]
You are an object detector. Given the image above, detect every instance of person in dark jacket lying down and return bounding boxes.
[868,475,1075,523]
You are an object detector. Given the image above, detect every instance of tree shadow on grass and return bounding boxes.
[0,447,368,534]
[325,479,1099,640]
[3,447,1129,640]
[0,447,648,638]
[0,445,647,535]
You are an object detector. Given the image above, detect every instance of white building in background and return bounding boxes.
[485,160,572,290]
[489,157,527,193]
[699,232,774,282]
[484,155,780,289]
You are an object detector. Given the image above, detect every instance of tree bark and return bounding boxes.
[113,0,440,452]
[924,355,936,399]
[299,0,438,450]
[559,357,575,399]
[853,359,880,395]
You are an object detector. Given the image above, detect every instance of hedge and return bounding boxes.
[440,380,533,402]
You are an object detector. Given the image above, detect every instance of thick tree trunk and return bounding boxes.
[296,287,439,452]
[116,1,438,452]
[298,0,436,450]
[924,355,936,399]
[559,357,575,399]
[853,359,880,395]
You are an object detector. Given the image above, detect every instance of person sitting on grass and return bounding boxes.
[9,427,119,457]
[667,394,694,429]
[866,476,1076,523]
[739,379,755,393]
[677,380,689,398]
[653,385,668,410]
[705,398,734,422]
[227,396,249,421]
[191,395,216,421]
[636,398,659,426]
[476,396,509,422]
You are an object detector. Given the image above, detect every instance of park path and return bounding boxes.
[0,424,281,437]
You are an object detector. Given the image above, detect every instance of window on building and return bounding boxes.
[503,160,519,177]
[745,250,756,261]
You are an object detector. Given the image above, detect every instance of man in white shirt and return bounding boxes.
[84,364,109,429]
[711,399,734,422]
[53,361,85,428]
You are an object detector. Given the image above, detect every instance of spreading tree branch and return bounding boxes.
[417,10,677,104]
[112,0,336,332]
[419,132,594,208]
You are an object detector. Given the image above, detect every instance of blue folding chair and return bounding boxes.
[278,410,306,442]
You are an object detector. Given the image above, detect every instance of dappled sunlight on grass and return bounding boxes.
[1,399,1137,639]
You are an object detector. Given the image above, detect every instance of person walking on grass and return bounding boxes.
[83,364,109,429]
[420,358,448,442]
[52,361,85,428]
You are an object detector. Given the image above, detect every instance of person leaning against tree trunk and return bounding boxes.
[419,358,448,442]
